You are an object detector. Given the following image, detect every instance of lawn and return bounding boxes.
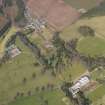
[64,0,99,10]
[93,95,105,105]
[87,85,105,102]
[77,36,105,57]
[61,15,105,42]
[0,36,61,104]
[0,34,86,105]
[60,24,82,41]
[8,90,69,105]
[61,61,86,82]
[91,68,105,80]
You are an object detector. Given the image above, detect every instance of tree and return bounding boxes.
[15,0,25,23]
[61,81,73,96]
[4,0,13,7]
[22,77,27,84]
[32,72,36,79]
[51,32,70,71]
[27,91,32,96]
[35,86,40,92]
[0,7,4,15]
[78,26,95,37]
[41,86,45,91]
[77,91,91,105]
[44,100,48,105]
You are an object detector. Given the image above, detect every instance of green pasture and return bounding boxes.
[88,85,105,102]
[77,36,105,57]
[8,90,69,105]
[0,29,86,105]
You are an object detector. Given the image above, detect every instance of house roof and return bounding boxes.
[64,0,103,10]
[26,0,80,30]
[69,76,90,96]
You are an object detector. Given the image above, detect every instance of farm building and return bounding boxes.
[26,0,80,30]
[69,76,90,98]
[6,44,21,58]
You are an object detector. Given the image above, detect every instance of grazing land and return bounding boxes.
[77,36,105,57]
[0,27,86,105]
[1,0,105,105]
[8,90,70,105]
[87,85,105,102]
[64,0,102,10]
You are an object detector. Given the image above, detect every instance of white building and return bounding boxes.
[6,44,21,58]
[69,76,90,98]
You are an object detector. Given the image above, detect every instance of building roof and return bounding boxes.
[26,0,80,30]
[64,0,103,10]
[6,45,21,58]
[69,76,90,97]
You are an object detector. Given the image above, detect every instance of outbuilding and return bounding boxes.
[69,76,90,98]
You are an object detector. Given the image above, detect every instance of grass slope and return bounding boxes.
[77,36,105,56]
[88,85,105,102]
[8,90,67,105]
[0,30,86,105]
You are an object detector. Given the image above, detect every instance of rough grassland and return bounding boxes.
[0,30,86,105]
[88,85,105,102]
[61,16,105,41]
[77,36,105,57]
[64,0,100,10]
[8,90,70,105]
[61,61,86,81]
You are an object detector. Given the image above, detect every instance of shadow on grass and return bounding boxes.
[82,1,105,18]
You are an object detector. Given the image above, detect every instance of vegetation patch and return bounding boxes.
[61,61,86,81]
[88,85,105,102]
[8,90,67,105]
[77,36,105,57]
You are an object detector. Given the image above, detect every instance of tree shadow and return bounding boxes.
[81,1,105,19]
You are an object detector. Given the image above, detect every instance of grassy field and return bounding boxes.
[88,69,105,102]
[87,85,105,102]
[2,12,105,105]
[60,14,105,105]
[8,90,70,105]
[64,0,98,10]
[91,67,105,80]
[61,15,105,41]
[0,36,60,104]
[77,36,105,57]
[93,95,105,105]
[61,61,86,81]
[0,27,87,105]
